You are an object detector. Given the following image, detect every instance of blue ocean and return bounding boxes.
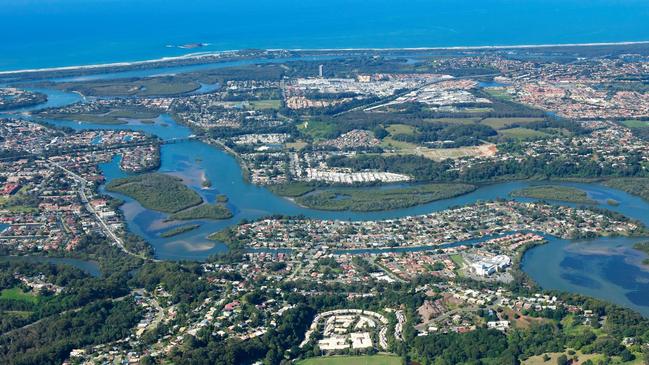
[1,0,649,71]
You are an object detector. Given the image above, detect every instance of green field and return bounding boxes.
[285,141,308,151]
[423,117,481,125]
[297,355,402,365]
[248,99,281,110]
[511,185,596,204]
[295,183,476,211]
[380,136,421,151]
[498,127,549,140]
[386,124,417,135]
[484,87,514,101]
[481,117,545,130]
[1,287,38,304]
[299,120,337,140]
[106,173,203,213]
[622,120,649,128]
[449,254,465,267]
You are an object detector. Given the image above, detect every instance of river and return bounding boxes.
[3,62,649,315]
[0,256,101,277]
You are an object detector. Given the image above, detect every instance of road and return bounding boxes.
[50,160,147,260]
[361,73,501,113]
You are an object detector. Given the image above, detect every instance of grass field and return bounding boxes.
[1,287,38,304]
[484,87,514,101]
[622,120,649,128]
[481,117,545,130]
[285,141,308,151]
[248,99,281,110]
[381,141,496,161]
[297,355,402,365]
[299,120,337,140]
[0,188,40,213]
[380,137,421,151]
[462,107,494,113]
[498,127,549,140]
[386,124,417,135]
[423,117,481,125]
[2,204,39,213]
[449,254,465,267]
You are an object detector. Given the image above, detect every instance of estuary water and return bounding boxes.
[0,256,101,277]
[2,0,649,71]
[40,104,649,315]
[3,62,649,315]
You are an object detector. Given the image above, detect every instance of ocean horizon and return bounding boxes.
[2,0,649,72]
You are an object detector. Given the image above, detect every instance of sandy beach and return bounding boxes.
[2,40,649,76]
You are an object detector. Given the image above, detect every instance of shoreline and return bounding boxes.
[2,39,649,76]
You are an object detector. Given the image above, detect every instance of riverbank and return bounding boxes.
[603,178,649,201]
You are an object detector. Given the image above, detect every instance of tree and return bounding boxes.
[543,354,551,362]
[556,354,568,365]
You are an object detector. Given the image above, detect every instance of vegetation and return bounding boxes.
[159,224,201,238]
[498,127,550,140]
[295,183,477,211]
[106,173,202,213]
[0,299,141,365]
[621,120,649,128]
[0,287,39,304]
[632,242,649,265]
[604,178,649,201]
[268,182,316,197]
[168,203,233,220]
[201,177,212,188]
[45,107,160,125]
[511,185,596,204]
[41,76,201,97]
[249,99,282,110]
[481,117,546,130]
[297,355,402,365]
[328,148,646,183]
